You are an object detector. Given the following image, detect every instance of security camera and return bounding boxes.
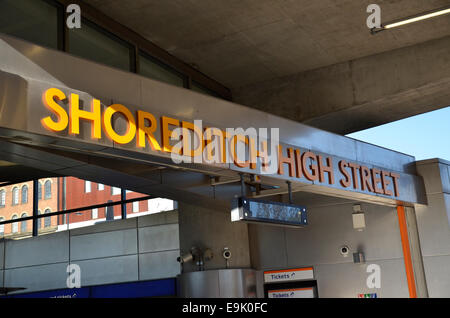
[340,245,350,257]
[177,253,193,264]
[222,247,232,260]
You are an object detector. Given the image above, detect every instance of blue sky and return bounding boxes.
[347,106,450,161]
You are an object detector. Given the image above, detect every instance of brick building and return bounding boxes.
[0,178,58,238]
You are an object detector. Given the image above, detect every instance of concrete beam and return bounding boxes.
[233,36,450,134]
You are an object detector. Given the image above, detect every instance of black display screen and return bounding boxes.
[233,197,307,227]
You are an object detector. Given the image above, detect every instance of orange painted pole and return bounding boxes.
[397,205,417,298]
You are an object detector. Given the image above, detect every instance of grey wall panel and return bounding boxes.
[422,255,450,297]
[0,241,4,270]
[248,224,287,270]
[4,262,69,294]
[70,229,137,261]
[70,218,137,236]
[414,193,450,257]
[5,232,69,268]
[137,210,178,228]
[139,250,180,280]
[138,224,179,253]
[75,255,138,287]
[285,203,403,266]
[0,269,3,288]
[314,259,409,298]
[416,162,444,194]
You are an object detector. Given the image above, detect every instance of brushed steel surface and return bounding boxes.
[177,269,256,298]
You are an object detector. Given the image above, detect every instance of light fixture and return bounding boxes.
[371,6,450,34]
[352,204,365,231]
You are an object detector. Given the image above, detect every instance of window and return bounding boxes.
[139,51,184,87]
[92,208,98,219]
[12,187,19,205]
[11,215,18,233]
[68,18,133,72]
[98,183,104,191]
[0,0,59,49]
[21,185,28,204]
[44,208,51,228]
[0,217,4,235]
[112,187,121,195]
[38,182,42,200]
[85,180,91,193]
[37,210,41,229]
[133,201,139,213]
[20,213,27,233]
[44,180,52,199]
[0,190,5,207]
[191,81,220,98]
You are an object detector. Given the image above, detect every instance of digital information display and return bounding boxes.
[231,197,307,227]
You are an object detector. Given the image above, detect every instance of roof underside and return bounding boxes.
[88,0,450,88]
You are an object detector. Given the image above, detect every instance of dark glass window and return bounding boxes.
[21,185,28,204]
[37,210,42,229]
[0,217,4,235]
[20,213,28,233]
[191,81,220,98]
[38,182,42,200]
[0,0,59,49]
[0,190,5,207]
[44,180,52,199]
[139,51,184,87]
[68,18,133,71]
[44,208,51,227]
[12,187,19,205]
[11,215,18,233]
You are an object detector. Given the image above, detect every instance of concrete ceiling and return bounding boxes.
[88,0,450,89]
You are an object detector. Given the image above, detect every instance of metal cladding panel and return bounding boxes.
[5,231,69,269]
[138,223,179,253]
[0,34,425,205]
[76,255,139,287]
[422,255,450,297]
[4,262,69,294]
[414,193,450,257]
[70,228,138,261]
[139,250,181,281]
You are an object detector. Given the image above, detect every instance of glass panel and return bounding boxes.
[0,217,4,236]
[0,0,59,49]
[37,178,58,235]
[68,19,132,71]
[44,180,52,199]
[139,52,184,87]
[191,81,220,98]
[21,185,28,204]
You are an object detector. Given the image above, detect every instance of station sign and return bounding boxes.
[268,287,314,298]
[264,267,314,283]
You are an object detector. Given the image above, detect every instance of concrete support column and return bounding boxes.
[414,158,450,297]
